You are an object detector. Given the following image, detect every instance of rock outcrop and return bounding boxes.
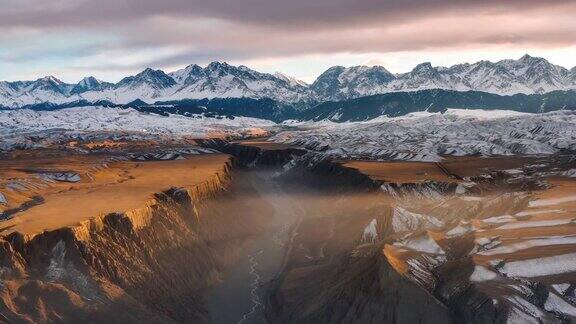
[0,160,274,323]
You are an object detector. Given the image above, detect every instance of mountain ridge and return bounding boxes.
[300,89,576,122]
[1,55,575,108]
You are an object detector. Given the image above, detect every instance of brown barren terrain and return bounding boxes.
[0,148,230,237]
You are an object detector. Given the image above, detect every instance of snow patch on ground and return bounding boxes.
[394,233,444,254]
[515,209,565,217]
[470,266,499,282]
[362,218,378,243]
[499,253,576,278]
[460,196,484,202]
[478,236,576,256]
[0,106,275,151]
[544,292,576,317]
[443,109,529,120]
[475,236,502,251]
[44,240,99,300]
[496,219,575,230]
[505,295,546,323]
[39,172,82,183]
[481,215,517,224]
[46,241,67,281]
[362,219,378,243]
[445,224,473,237]
[552,283,571,295]
[392,207,443,232]
[528,195,576,208]
[271,110,576,162]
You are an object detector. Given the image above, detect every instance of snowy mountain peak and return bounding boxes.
[207,61,228,68]
[518,54,543,63]
[117,68,176,90]
[310,66,347,100]
[411,62,436,75]
[318,66,346,77]
[166,61,311,103]
[517,55,553,68]
[169,64,203,83]
[139,67,173,80]
[34,76,67,89]
[202,61,257,79]
[311,65,396,100]
[206,61,233,73]
[342,65,395,81]
[30,76,70,94]
[274,72,308,87]
[38,75,64,84]
[79,76,99,86]
[71,76,112,94]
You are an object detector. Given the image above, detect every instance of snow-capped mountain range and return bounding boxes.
[311,55,576,101]
[1,55,574,108]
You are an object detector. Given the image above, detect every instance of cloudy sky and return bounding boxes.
[1,0,575,83]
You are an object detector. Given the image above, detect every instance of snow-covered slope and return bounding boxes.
[70,77,113,95]
[311,65,395,101]
[272,109,576,161]
[165,62,310,103]
[300,88,576,122]
[81,68,177,104]
[0,106,274,151]
[394,55,574,95]
[0,76,73,107]
[274,72,309,88]
[1,56,574,108]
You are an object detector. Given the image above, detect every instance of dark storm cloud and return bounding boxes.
[1,0,575,75]
[106,5,576,69]
[1,0,572,29]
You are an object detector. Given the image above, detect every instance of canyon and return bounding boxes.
[3,2,576,324]
[0,138,575,323]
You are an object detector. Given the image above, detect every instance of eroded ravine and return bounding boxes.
[1,141,575,323]
[206,170,305,324]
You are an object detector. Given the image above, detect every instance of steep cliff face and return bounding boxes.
[267,249,452,324]
[197,138,304,166]
[263,162,453,323]
[0,162,276,323]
